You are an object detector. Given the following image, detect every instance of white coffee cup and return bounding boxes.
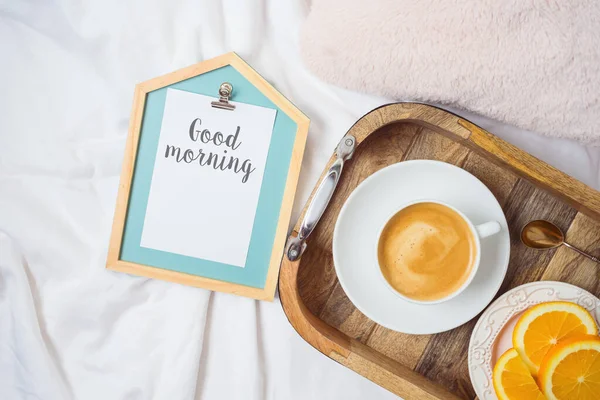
[375,199,501,305]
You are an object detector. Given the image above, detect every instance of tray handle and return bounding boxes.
[285,134,356,261]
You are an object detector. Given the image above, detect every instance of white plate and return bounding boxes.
[468,281,600,400]
[332,160,510,334]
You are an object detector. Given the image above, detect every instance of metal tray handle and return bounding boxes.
[285,134,356,261]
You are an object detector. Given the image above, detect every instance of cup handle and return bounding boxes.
[475,221,501,239]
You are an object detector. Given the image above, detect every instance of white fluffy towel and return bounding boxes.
[301,0,600,145]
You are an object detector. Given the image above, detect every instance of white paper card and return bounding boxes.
[140,88,276,267]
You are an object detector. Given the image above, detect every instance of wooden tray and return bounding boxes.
[279,103,600,400]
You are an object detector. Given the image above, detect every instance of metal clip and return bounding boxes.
[211,82,236,111]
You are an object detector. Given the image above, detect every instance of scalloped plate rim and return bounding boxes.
[468,281,600,400]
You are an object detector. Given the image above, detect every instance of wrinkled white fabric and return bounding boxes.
[0,1,598,400]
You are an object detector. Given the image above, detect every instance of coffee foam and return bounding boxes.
[378,202,476,301]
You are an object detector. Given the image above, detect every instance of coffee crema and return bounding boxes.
[377,202,477,301]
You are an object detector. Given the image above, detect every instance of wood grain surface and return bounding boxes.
[279,103,600,399]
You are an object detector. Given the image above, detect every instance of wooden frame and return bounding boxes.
[106,52,309,301]
[279,103,600,398]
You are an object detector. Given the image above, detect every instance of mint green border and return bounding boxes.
[120,66,297,289]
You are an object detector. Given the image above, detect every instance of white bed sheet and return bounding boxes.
[0,1,598,399]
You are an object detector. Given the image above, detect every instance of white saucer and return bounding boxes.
[468,281,600,400]
[332,160,510,334]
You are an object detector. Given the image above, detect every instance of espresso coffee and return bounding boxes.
[377,202,477,302]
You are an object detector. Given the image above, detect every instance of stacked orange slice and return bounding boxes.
[493,348,546,400]
[512,302,598,375]
[492,301,599,400]
[538,335,600,400]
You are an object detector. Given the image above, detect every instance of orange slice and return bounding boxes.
[493,348,547,400]
[538,335,600,400]
[513,301,598,375]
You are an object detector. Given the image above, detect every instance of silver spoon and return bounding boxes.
[520,220,599,263]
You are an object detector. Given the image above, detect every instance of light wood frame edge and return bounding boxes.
[106,53,309,302]
[279,102,600,399]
